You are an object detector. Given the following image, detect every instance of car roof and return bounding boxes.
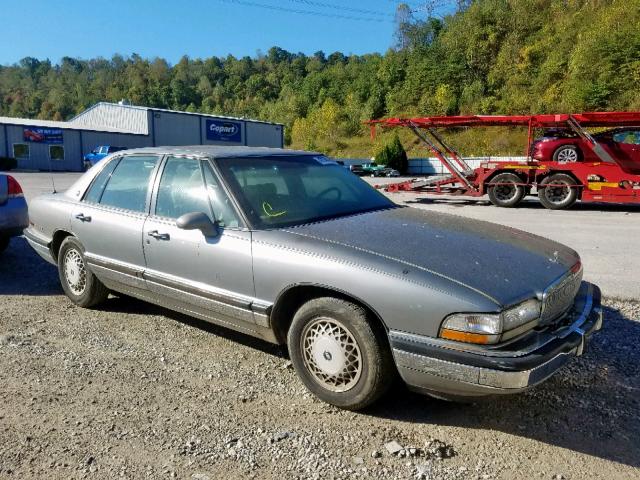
[119,145,320,159]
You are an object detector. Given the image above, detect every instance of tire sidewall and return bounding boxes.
[488,172,525,207]
[287,298,389,409]
[539,174,578,209]
[58,237,98,307]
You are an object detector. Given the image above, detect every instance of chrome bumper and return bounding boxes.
[390,282,602,396]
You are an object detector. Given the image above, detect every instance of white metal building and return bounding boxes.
[0,102,284,171]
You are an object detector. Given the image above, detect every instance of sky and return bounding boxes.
[0,0,454,65]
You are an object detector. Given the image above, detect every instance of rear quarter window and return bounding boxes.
[96,156,159,212]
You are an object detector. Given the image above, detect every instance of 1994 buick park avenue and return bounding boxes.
[25,146,603,410]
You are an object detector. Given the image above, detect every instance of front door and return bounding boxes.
[609,130,640,174]
[142,155,257,332]
[71,154,161,291]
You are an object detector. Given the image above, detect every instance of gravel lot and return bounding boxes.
[1,172,639,479]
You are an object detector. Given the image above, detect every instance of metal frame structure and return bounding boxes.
[368,112,640,208]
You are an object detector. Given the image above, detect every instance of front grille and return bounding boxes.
[541,268,583,324]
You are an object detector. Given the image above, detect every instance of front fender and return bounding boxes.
[252,231,500,338]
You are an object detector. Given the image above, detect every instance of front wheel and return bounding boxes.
[487,172,526,208]
[538,174,579,210]
[287,297,395,410]
[58,236,109,307]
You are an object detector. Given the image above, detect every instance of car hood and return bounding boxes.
[282,207,579,307]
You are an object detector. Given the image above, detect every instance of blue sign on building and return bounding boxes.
[206,119,242,143]
[23,127,64,144]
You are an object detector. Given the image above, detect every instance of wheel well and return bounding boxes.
[50,230,73,262]
[536,170,582,185]
[554,143,582,154]
[484,169,527,187]
[268,285,388,345]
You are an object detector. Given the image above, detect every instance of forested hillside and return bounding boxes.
[1,0,639,157]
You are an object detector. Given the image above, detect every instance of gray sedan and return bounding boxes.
[0,173,29,253]
[25,146,602,410]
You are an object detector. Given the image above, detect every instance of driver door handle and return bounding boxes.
[75,213,91,222]
[147,230,170,241]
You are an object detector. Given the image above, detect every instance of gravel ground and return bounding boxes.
[1,237,639,480]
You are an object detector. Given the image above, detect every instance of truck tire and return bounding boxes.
[487,172,526,208]
[538,173,579,210]
[552,145,580,163]
[58,236,110,308]
[287,297,394,410]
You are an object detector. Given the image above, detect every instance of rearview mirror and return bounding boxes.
[176,212,218,237]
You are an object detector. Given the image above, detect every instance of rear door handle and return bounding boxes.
[75,213,91,222]
[147,230,170,241]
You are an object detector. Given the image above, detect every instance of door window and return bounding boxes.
[84,157,121,204]
[98,155,159,212]
[613,131,640,145]
[155,157,211,219]
[203,163,240,228]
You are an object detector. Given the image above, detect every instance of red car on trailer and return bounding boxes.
[369,112,640,210]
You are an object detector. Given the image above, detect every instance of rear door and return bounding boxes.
[71,154,161,291]
[142,156,257,332]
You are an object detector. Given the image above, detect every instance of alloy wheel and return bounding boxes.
[556,148,578,162]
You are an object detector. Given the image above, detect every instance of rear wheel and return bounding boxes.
[487,172,526,208]
[58,236,109,307]
[553,145,580,163]
[538,173,579,210]
[287,297,395,410]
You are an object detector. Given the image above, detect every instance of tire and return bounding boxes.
[538,173,579,210]
[487,172,526,208]
[552,145,580,163]
[58,236,109,308]
[0,236,9,254]
[287,297,395,410]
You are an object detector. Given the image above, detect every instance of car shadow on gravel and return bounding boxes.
[405,197,640,212]
[366,304,640,468]
[0,236,62,295]
[98,294,287,358]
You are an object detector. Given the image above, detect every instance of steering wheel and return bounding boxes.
[315,186,342,200]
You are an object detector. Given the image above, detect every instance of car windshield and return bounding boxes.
[216,155,395,228]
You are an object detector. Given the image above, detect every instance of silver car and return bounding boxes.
[0,173,29,253]
[25,146,603,410]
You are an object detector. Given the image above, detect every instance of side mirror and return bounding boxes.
[176,212,218,237]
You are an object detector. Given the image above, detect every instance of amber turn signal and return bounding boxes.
[440,328,493,345]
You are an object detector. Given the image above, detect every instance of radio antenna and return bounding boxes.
[48,155,57,194]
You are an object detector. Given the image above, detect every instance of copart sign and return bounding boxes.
[206,119,242,143]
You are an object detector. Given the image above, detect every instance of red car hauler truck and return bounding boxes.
[368,112,640,210]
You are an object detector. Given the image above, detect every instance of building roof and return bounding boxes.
[0,102,284,136]
[0,115,143,134]
[123,145,315,158]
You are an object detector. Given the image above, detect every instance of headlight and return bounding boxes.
[502,298,541,331]
[440,299,541,345]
